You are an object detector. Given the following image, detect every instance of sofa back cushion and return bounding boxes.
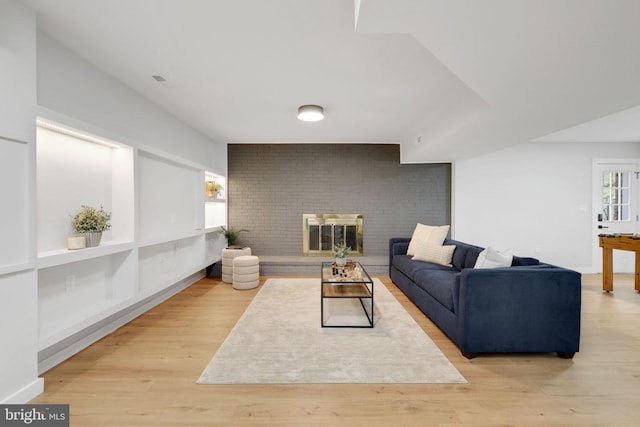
[511,255,540,266]
[444,238,485,270]
[446,239,468,270]
[464,246,484,268]
[430,238,539,269]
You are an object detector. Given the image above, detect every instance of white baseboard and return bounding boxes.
[1,378,44,404]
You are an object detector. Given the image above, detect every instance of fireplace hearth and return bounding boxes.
[302,214,363,256]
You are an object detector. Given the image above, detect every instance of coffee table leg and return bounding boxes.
[369,290,374,327]
[357,290,374,327]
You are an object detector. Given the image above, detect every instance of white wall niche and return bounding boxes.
[138,150,201,242]
[36,123,134,255]
[204,171,227,231]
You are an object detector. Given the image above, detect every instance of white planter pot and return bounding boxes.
[84,232,103,247]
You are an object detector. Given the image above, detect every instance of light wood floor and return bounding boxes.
[31,274,640,426]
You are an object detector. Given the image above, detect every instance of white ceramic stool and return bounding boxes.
[221,247,251,283]
[232,255,260,290]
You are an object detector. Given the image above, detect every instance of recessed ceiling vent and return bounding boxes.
[151,75,167,82]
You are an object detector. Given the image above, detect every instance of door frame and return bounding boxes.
[592,158,640,273]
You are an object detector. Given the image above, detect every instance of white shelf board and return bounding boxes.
[204,198,226,203]
[137,230,203,248]
[0,261,35,276]
[37,241,135,269]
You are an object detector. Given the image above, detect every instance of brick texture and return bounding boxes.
[228,144,451,256]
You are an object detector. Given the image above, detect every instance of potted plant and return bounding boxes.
[205,181,223,198]
[332,242,351,266]
[220,226,248,248]
[71,205,111,247]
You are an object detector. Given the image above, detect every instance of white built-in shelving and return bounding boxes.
[0,135,33,276]
[34,118,227,368]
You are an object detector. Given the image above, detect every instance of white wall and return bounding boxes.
[454,140,640,272]
[36,32,226,172]
[0,0,43,404]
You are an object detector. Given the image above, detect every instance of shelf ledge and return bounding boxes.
[37,241,135,269]
[0,261,35,276]
[138,230,203,248]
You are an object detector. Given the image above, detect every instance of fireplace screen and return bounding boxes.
[303,214,363,256]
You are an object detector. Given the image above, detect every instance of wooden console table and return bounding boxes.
[599,234,640,292]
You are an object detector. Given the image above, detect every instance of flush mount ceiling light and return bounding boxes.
[297,105,324,122]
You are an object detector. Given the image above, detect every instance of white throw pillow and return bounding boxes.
[474,247,513,269]
[406,223,450,256]
[413,245,456,267]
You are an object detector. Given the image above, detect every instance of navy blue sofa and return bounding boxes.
[389,237,581,359]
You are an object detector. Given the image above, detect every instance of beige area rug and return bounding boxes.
[197,278,466,384]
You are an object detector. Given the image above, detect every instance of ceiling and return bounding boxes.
[21,0,640,162]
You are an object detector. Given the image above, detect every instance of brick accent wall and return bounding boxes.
[227,144,451,256]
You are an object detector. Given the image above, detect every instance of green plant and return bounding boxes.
[220,226,248,246]
[332,242,351,258]
[71,205,112,233]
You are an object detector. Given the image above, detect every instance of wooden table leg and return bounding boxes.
[635,252,640,292]
[602,247,613,292]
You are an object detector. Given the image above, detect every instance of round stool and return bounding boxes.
[232,255,260,290]
[221,247,251,283]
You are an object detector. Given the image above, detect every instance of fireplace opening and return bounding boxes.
[303,214,363,256]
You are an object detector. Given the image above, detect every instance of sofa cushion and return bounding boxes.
[413,245,456,267]
[450,246,467,271]
[413,269,457,312]
[407,223,449,256]
[392,254,455,281]
[464,246,484,269]
[444,239,481,271]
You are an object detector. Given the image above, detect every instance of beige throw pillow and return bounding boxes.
[407,223,450,256]
[413,245,456,267]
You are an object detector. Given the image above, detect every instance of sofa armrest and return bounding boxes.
[457,266,582,354]
[389,238,411,275]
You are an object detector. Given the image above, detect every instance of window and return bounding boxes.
[602,171,630,221]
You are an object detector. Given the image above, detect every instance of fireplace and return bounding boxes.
[302,214,363,256]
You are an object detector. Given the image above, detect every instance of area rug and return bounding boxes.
[197,278,466,384]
